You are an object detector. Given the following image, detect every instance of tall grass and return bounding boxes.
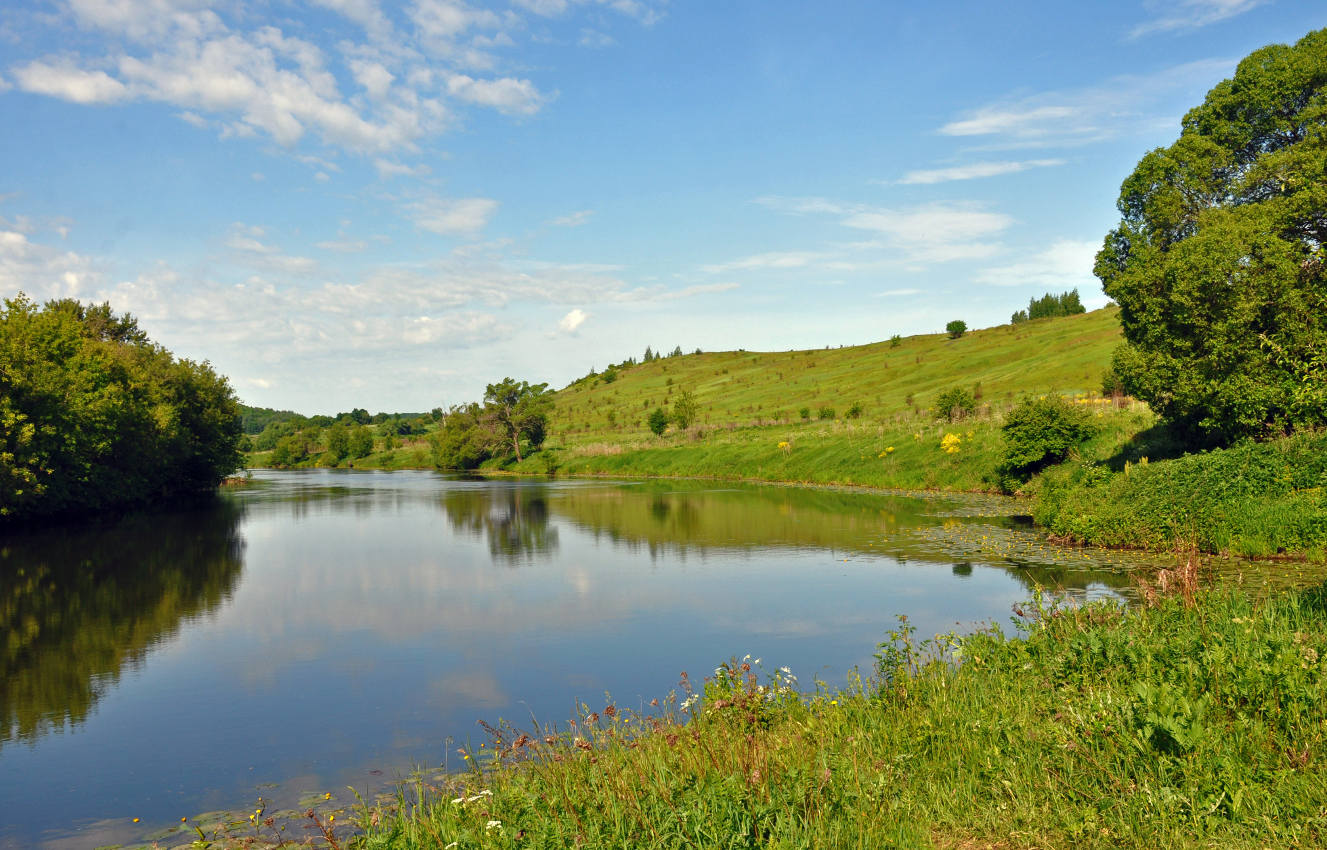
[358,584,1327,848]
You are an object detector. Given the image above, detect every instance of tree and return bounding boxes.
[348,425,375,459]
[647,407,669,436]
[946,320,967,339]
[933,387,976,422]
[326,423,349,461]
[1095,28,1327,445]
[483,378,553,462]
[672,389,698,430]
[997,396,1098,490]
[0,294,241,520]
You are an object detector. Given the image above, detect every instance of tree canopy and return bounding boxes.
[1095,28,1327,445]
[1011,290,1086,324]
[1,294,242,520]
[431,378,554,470]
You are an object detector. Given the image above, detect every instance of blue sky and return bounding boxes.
[1,1,1322,413]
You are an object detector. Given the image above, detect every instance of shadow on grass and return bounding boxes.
[1101,420,1195,470]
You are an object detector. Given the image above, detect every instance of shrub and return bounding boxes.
[799,407,811,421]
[647,407,669,436]
[889,334,902,348]
[997,395,1098,490]
[817,406,835,421]
[846,402,863,419]
[933,387,976,422]
[945,320,967,339]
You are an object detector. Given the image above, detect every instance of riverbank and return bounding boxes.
[358,582,1327,849]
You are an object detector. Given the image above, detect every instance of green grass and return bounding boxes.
[518,401,1151,494]
[1035,428,1327,560]
[552,308,1122,446]
[358,585,1327,849]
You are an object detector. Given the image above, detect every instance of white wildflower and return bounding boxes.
[486,820,502,830]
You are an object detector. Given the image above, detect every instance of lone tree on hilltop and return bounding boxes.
[1096,28,1327,445]
[945,320,967,339]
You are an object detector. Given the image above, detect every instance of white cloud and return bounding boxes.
[975,239,1100,288]
[896,159,1064,185]
[701,250,825,274]
[558,307,588,332]
[316,238,368,252]
[445,73,545,115]
[374,159,433,179]
[66,0,224,42]
[224,224,319,275]
[349,58,395,100]
[407,196,499,236]
[579,29,616,48]
[937,58,1236,148]
[549,209,593,227]
[12,61,129,104]
[873,288,921,297]
[1131,0,1268,38]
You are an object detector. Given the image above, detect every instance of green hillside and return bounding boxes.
[551,307,1123,444]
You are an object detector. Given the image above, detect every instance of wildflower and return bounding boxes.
[941,433,961,454]
[486,820,502,831]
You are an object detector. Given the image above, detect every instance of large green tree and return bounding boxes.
[0,295,242,519]
[1095,28,1327,445]
[484,378,553,462]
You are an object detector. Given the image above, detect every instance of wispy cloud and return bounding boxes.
[549,209,594,227]
[895,159,1064,185]
[938,58,1236,148]
[974,239,1100,288]
[406,197,500,236]
[1131,0,1269,38]
[873,288,921,297]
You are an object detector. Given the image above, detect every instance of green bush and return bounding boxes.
[799,407,811,420]
[817,406,835,421]
[933,387,976,422]
[647,407,669,436]
[845,402,863,419]
[997,395,1097,490]
[945,319,967,339]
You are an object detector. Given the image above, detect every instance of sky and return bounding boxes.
[0,1,1323,414]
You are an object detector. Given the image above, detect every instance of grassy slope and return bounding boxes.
[550,308,1122,445]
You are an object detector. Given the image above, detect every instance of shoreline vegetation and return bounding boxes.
[240,308,1327,565]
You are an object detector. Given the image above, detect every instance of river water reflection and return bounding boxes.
[1,470,1146,848]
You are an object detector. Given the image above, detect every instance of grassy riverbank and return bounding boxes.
[359,583,1327,849]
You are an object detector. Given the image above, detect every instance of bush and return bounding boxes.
[799,407,811,421]
[945,320,967,339]
[817,406,835,421]
[845,402,863,419]
[997,395,1097,490]
[647,407,669,436]
[933,387,976,422]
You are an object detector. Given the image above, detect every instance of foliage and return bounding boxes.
[672,388,698,430]
[933,386,976,421]
[362,586,1327,849]
[945,319,967,339]
[817,406,835,421]
[1011,289,1086,324]
[0,294,242,520]
[484,378,553,462]
[996,395,1098,490]
[799,406,811,421]
[845,402,863,419]
[889,334,902,347]
[1035,427,1327,558]
[646,407,669,436]
[428,380,554,469]
[1095,28,1327,445]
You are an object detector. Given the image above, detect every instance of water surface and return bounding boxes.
[1,470,1144,848]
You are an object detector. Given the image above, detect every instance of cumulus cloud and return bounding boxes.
[445,73,545,115]
[974,239,1100,288]
[895,159,1064,185]
[558,307,588,332]
[12,62,129,104]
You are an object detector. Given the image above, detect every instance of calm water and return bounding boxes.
[1,470,1142,848]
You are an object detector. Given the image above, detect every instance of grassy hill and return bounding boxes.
[550,307,1123,444]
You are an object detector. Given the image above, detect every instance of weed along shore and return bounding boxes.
[353,583,1327,849]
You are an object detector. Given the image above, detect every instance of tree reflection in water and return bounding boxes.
[439,486,560,565]
[0,500,245,749]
